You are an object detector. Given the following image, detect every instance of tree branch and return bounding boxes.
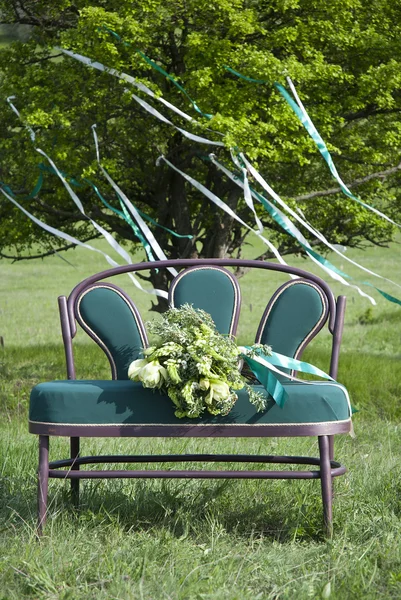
[293,161,401,202]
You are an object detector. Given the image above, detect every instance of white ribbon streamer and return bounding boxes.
[230,149,264,232]
[0,186,167,298]
[212,155,376,302]
[36,147,133,265]
[5,97,167,297]
[286,76,401,228]
[58,48,195,123]
[92,126,178,277]
[131,94,224,147]
[159,156,295,271]
[296,207,401,290]
[237,154,377,304]
[7,96,36,142]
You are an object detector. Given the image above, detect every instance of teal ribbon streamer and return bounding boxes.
[136,208,193,239]
[137,51,213,120]
[82,178,155,262]
[259,349,334,381]
[0,171,44,200]
[224,66,268,85]
[252,185,401,306]
[101,25,212,119]
[224,65,399,227]
[274,82,401,227]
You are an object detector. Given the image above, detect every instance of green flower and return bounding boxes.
[205,379,231,405]
[165,360,182,384]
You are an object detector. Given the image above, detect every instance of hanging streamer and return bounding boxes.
[36,147,135,266]
[83,178,156,263]
[91,125,178,277]
[137,51,213,120]
[223,67,400,227]
[230,149,264,233]
[158,155,296,271]
[280,77,401,228]
[7,95,152,265]
[240,153,401,306]
[59,47,196,123]
[131,93,224,146]
[0,185,167,298]
[7,96,36,142]
[5,97,169,297]
[296,206,401,292]
[210,155,378,304]
[208,158,376,304]
[6,97,182,292]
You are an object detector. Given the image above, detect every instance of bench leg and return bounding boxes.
[70,437,80,507]
[328,435,334,461]
[318,435,333,537]
[37,435,49,536]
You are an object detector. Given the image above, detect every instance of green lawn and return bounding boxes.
[0,239,400,599]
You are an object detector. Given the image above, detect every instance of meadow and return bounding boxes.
[0,238,400,599]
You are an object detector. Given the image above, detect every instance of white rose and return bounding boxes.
[140,360,168,389]
[128,358,148,381]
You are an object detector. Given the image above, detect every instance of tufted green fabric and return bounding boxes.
[257,281,327,368]
[77,286,146,380]
[169,267,240,335]
[29,380,350,425]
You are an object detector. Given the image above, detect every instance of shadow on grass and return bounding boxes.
[0,468,329,544]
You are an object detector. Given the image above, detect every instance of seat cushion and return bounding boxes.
[29,380,350,426]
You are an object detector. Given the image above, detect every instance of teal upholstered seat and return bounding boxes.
[30,380,350,426]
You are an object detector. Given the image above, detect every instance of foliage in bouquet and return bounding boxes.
[128,304,271,418]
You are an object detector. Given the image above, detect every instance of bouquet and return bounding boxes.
[128,304,272,418]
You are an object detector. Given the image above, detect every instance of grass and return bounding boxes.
[0,238,401,598]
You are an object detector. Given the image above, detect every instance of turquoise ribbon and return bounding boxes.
[242,354,287,408]
[82,178,156,262]
[241,347,336,409]
[101,25,212,119]
[223,65,399,227]
[224,66,267,85]
[242,346,354,416]
[0,171,44,200]
[274,82,401,227]
[136,208,192,239]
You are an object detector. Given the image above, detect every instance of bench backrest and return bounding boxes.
[62,259,340,381]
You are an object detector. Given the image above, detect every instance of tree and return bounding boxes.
[1,0,400,305]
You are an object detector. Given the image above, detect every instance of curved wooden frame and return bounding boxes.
[32,259,350,536]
